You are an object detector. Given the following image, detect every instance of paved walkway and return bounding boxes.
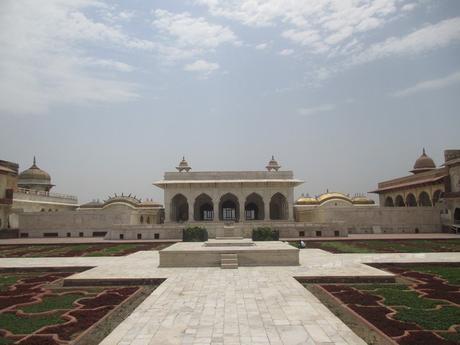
[1,250,459,345]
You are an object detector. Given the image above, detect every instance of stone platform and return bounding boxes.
[159,240,299,267]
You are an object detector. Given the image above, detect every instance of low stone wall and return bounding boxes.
[106,225,182,240]
[295,206,442,234]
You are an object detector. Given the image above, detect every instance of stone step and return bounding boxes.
[221,253,238,269]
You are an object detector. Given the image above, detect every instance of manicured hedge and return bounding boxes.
[183,227,208,242]
[252,227,279,241]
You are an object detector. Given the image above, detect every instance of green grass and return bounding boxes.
[310,239,460,253]
[84,244,136,256]
[368,288,442,309]
[0,312,66,334]
[0,337,14,344]
[404,265,460,285]
[21,294,83,313]
[439,329,460,342]
[394,306,460,330]
[0,275,20,291]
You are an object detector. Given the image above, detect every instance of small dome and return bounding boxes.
[411,148,436,174]
[352,195,375,205]
[296,196,319,205]
[266,155,281,171]
[317,192,352,205]
[176,156,191,172]
[18,157,53,191]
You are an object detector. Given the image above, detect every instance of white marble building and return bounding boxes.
[154,157,303,224]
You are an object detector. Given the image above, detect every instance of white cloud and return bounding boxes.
[392,70,460,97]
[255,43,269,50]
[152,9,237,62]
[279,49,294,56]
[0,0,150,114]
[184,59,220,75]
[352,17,460,65]
[196,0,406,54]
[298,104,335,116]
[401,3,417,12]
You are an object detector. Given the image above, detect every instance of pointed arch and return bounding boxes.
[433,190,443,205]
[384,196,394,207]
[418,191,432,207]
[270,192,288,220]
[245,193,264,220]
[170,194,189,222]
[219,193,239,221]
[406,193,417,207]
[194,193,214,221]
[395,195,405,207]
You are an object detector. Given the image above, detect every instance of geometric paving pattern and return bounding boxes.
[1,249,459,344]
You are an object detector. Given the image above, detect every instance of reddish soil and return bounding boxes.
[319,264,460,345]
[16,335,62,345]
[0,271,141,345]
[39,306,113,341]
[398,331,459,345]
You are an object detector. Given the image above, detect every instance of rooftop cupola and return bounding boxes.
[18,156,54,192]
[176,156,192,172]
[410,148,436,174]
[266,155,281,172]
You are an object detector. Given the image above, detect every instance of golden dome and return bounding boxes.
[411,148,436,174]
[352,196,375,205]
[296,196,319,205]
[317,192,352,204]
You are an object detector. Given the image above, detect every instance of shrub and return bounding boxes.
[183,227,208,242]
[252,227,279,241]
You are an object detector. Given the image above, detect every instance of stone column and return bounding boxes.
[264,197,271,221]
[188,192,194,222]
[239,196,245,222]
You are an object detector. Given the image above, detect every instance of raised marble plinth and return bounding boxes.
[159,240,299,267]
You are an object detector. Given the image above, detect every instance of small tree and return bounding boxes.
[183,227,208,242]
[252,227,279,241]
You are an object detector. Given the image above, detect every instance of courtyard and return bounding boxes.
[1,237,459,345]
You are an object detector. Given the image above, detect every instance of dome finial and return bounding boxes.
[33,156,36,165]
[176,156,191,172]
[266,155,281,171]
[422,147,426,156]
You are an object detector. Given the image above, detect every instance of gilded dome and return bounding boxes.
[296,196,319,205]
[317,192,352,204]
[411,148,436,174]
[351,196,375,205]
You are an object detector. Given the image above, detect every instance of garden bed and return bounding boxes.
[305,239,460,253]
[305,263,460,345]
[0,269,158,345]
[0,242,173,258]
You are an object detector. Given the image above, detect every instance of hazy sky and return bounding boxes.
[1,0,459,204]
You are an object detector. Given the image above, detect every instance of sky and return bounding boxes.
[1,0,460,204]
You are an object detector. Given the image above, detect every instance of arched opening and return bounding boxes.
[455,208,460,225]
[406,193,417,207]
[270,192,288,220]
[384,196,394,207]
[245,193,264,220]
[395,195,405,207]
[140,215,144,224]
[418,191,432,207]
[194,193,214,221]
[433,190,443,205]
[146,216,151,224]
[219,193,239,221]
[170,194,189,222]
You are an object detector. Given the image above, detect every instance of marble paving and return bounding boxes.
[1,249,460,345]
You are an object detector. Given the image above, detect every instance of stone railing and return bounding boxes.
[15,188,78,202]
